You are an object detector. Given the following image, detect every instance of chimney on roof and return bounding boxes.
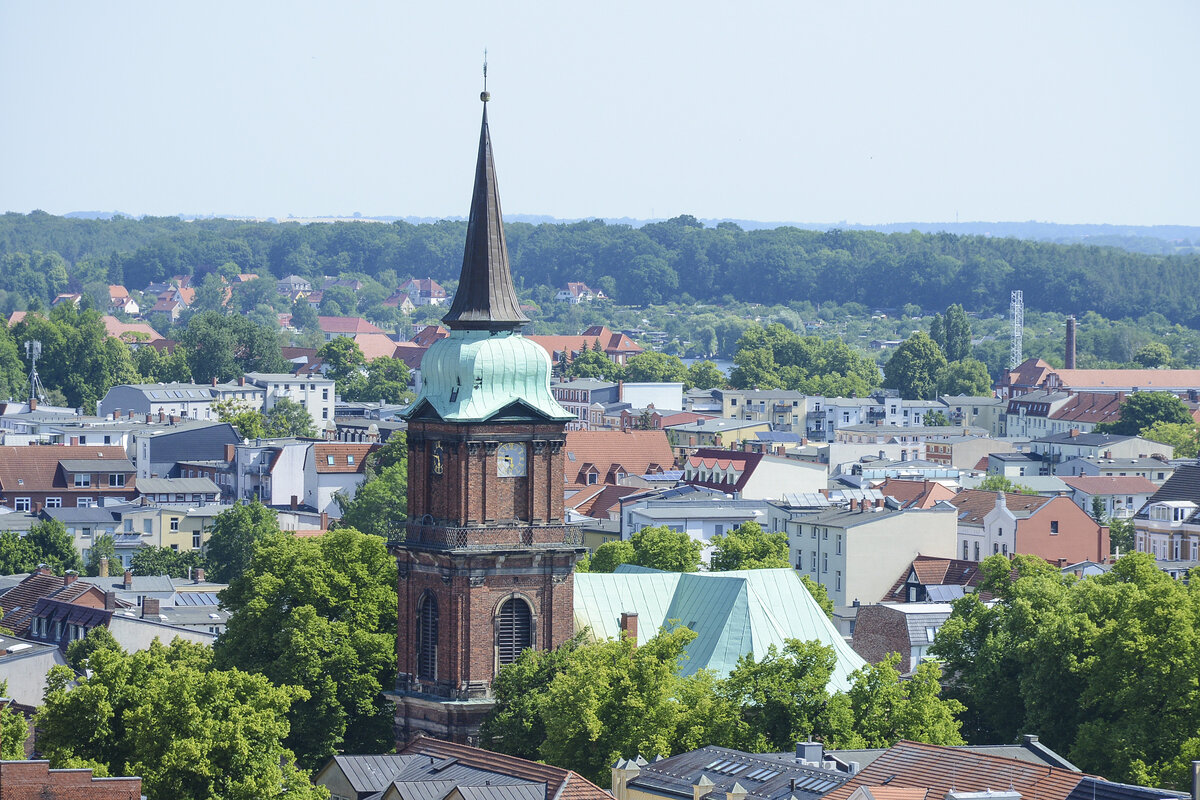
[35,563,52,577]
[141,597,161,619]
[29,397,37,411]
[620,612,638,646]
[64,570,77,585]
[238,377,245,386]
[158,411,165,422]
[123,570,133,590]
[849,498,858,511]
[69,436,79,446]
[112,410,119,420]
[194,568,205,583]
[146,413,152,423]
[1065,315,1077,370]
[104,590,118,610]
[211,377,217,387]
[290,495,298,510]
[1069,428,1080,438]
[99,555,109,578]
[320,511,328,530]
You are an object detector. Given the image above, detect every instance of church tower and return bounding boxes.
[390,89,583,745]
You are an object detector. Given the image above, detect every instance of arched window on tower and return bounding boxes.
[496,597,532,666]
[417,593,438,681]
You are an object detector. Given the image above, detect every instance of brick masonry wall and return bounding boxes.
[0,761,141,800]
[851,605,914,672]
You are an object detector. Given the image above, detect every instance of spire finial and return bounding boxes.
[481,49,490,103]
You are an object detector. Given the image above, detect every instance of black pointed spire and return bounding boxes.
[442,92,529,332]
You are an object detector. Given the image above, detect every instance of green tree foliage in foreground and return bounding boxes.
[130,545,208,578]
[85,534,116,577]
[0,680,26,759]
[932,553,1200,789]
[36,639,326,800]
[709,521,790,571]
[204,501,280,583]
[264,397,317,438]
[800,575,835,620]
[1139,420,1200,458]
[483,631,963,786]
[213,398,266,439]
[0,520,83,575]
[576,525,701,573]
[623,351,691,386]
[335,461,407,538]
[1097,391,1195,436]
[976,474,1038,495]
[214,527,397,770]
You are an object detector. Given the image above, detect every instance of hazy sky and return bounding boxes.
[2,1,1197,225]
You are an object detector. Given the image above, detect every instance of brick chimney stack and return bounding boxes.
[123,570,133,590]
[99,556,109,577]
[1065,315,1077,370]
[619,612,638,645]
[194,568,205,583]
[142,597,161,619]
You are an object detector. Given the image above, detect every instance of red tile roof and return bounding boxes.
[881,555,985,602]
[564,430,674,487]
[949,489,1052,525]
[411,325,449,348]
[1059,475,1160,496]
[528,326,644,362]
[0,446,138,495]
[821,740,1087,800]
[101,316,160,342]
[319,316,386,335]
[574,484,641,519]
[0,574,118,638]
[399,735,610,800]
[877,478,957,509]
[313,443,377,474]
[353,333,403,361]
[1048,392,1124,425]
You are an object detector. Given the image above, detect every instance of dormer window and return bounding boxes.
[346,455,354,465]
[74,473,91,487]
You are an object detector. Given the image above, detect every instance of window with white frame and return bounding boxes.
[74,473,91,487]
[77,498,95,508]
[44,497,61,508]
[14,497,30,512]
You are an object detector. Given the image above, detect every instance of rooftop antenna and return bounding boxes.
[24,340,46,405]
[481,48,489,102]
[1009,290,1024,368]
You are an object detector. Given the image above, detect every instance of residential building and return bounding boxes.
[98,381,265,421]
[683,448,826,500]
[556,281,604,303]
[949,489,1109,565]
[382,290,416,313]
[0,630,68,707]
[622,495,774,548]
[786,502,958,606]
[1057,456,1176,483]
[1003,390,1074,439]
[563,430,675,488]
[1060,475,1158,520]
[305,442,378,518]
[880,554,985,603]
[1131,465,1200,578]
[852,602,954,672]
[399,277,448,306]
[106,284,139,316]
[924,435,1014,469]
[833,424,988,462]
[622,382,684,412]
[665,418,771,458]
[0,446,138,512]
[875,478,957,510]
[1001,357,1200,397]
[839,458,962,487]
[551,378,620,430]
[318,315,387,341]
[939,394,1006,437]
[716,389,814,432]
[1029,431,1172,472]
[131,421,241,480]
[277,274,313,294]
[528,325,643,366]
[244,371,336,431]
[986,450,1047,478]
[575,566,865,686]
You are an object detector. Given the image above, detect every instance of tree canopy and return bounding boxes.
[883,332,947,400]
[0,520,83,575]
[931,552,1200,789]
[1097,391,1195,436]
[708,521,790,571]
[204,501,280,583]
[213,526,397,770]
[35,639,325,800]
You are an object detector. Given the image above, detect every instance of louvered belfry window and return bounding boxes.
[417,594,438,680]
[496,598,532,665]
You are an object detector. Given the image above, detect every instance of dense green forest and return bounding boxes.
[4,211,1200,326]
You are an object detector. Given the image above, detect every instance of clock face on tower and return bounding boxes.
[496,442,527,477]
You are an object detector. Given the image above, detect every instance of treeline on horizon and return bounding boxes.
[3,210,1200,326]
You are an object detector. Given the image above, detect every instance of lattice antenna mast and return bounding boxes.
[24,340,46,405]
[1010,290,1024,368]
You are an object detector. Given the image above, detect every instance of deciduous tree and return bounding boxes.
[1097,391,1194,436]
[204,501,279,583]
[884,332,947,400]
[709,521,789,571]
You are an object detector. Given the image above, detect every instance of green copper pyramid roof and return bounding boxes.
[405,329,573,423]
[574,566,865,690]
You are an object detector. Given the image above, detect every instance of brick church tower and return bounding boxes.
[390,90,583,745]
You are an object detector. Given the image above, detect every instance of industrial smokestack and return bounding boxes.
[1065,315,1077,370]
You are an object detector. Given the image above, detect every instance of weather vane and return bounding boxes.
[481,49,490,102]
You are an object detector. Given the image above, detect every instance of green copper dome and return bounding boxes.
[405,330,573,422]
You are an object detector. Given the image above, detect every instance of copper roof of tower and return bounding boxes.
[442,98,530,332]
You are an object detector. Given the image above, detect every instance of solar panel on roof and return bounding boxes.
[728,764,748,774]
[745,770,764,781]
[760,770,778,780]
[704,760,721,770]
